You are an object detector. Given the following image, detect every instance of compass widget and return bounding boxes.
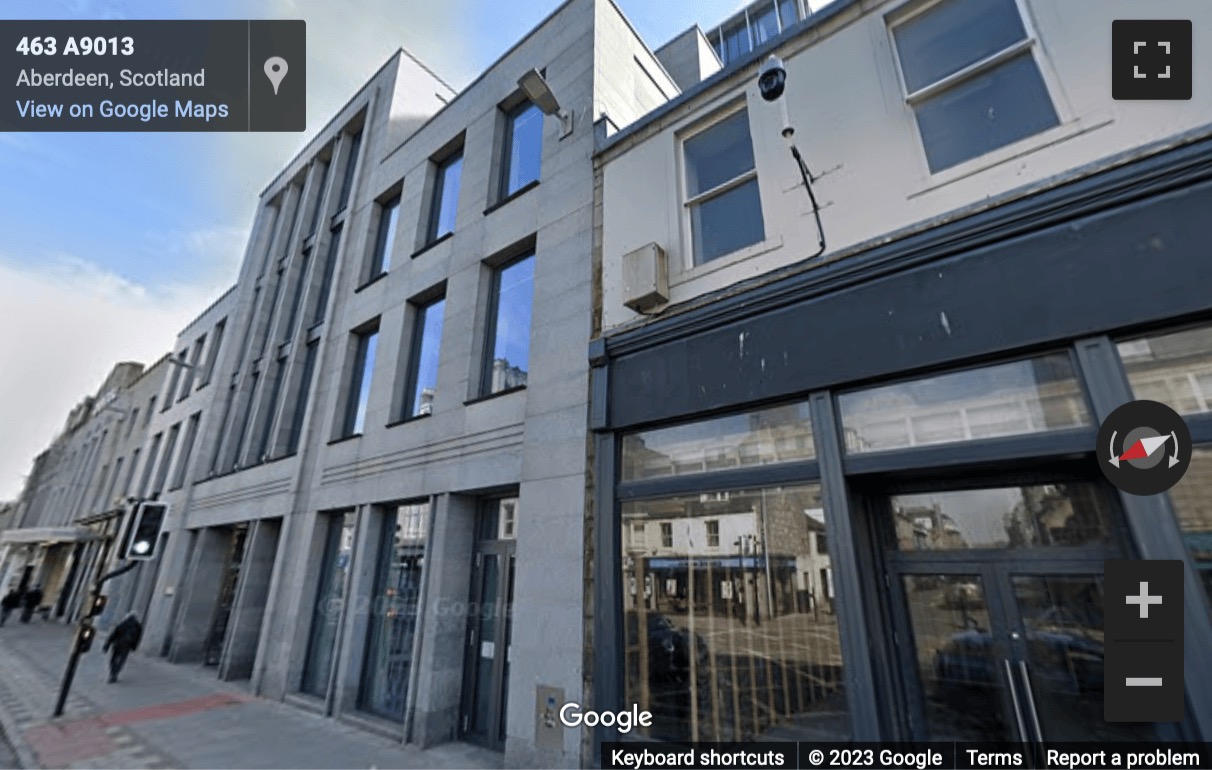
[1098,400,1192,495]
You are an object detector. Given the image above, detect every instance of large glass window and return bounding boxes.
[1169,447,1212,616]
[887,483,1112,552]
[342,327,379,437]
[482,254,534,396]
[170,412,201,491]
[891,0,1058,173]
[281,250,310,341]
[428,151,463,242]
[359,503,428,720]
[302,511,356,697]
[336,130,362,212]
[285,341,319,455]
[621,484,849,741]
[684,109,765,264]
[622,401,814,481]
[838,354,1090,454]
[404,298,445,418]
[312,226,343,325]
[307,158,331,236]
[1119,325,1212,416]
[370,196,400,278]
[500,102,542,198]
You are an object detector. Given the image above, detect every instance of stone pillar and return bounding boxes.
[169,527,229,663]
[220,519,282,681]
[411,493,475,748]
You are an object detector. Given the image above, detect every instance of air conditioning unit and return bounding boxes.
[622,242,669,314]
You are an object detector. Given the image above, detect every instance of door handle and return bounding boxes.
[1017,660,1045,742]
[1003,659,1028,742]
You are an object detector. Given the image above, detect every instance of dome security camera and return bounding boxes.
[758,55,786,102]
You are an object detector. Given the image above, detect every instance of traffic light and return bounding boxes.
[77,622,96,653]
[87,593,107,618]
[124,501,168,560]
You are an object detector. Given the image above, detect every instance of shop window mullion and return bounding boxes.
[615,460,820,501]
[842,427,1095,476]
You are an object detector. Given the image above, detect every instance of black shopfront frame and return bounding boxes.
[590,132,1212,760]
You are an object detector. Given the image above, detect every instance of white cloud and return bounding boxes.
[0,251,234,501]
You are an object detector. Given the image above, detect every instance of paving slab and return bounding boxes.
[0,621,502,769]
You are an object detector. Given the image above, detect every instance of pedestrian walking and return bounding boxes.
[20,585,42,623]
[102,612,143,683]
[0,589,19,626]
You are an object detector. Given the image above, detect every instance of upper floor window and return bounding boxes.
[307,157,332,236]
[404,297,445,418]
[683,108,765,265]
[482,253,534,396]
[341,324,379,437]
[712,0,803,65]
[890,0,1059,173]
[370,195,400,277]
[428,150,463,243]
[336,130,363,212]
[500,101,542,199]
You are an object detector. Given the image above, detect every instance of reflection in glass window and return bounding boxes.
[302,511,356,697]
[684,109,764,264]
[888,484,1111,552]
[1119,326,1212,416]
[621,484,849,742]
[891,0,1057,172]
[371,197,400,277]
[343,328,378,436]
[429,151,463,242]
[621,401,813,481]
[501,102,542,198]
[359,503,427,720]
[483,254,534,395]
[405,298,445,418]
[1169,447,1212,616]
[839,354,1089,454]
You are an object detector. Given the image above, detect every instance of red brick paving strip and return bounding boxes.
[23,692,253,766]
[97,691,253,726]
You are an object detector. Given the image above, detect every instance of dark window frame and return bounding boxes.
[479,251,536,398]
[427,149,464,245]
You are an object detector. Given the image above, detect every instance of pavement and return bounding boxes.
[0,620,503,769]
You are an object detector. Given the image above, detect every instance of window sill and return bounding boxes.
[671,234,785,289]
[483,179,539,216]
[354,271,387,293]
[464,384,527,406]
[327,433,362,446]
[908,111,1115,199]
[411,231,453,259]
[385,412,431,429]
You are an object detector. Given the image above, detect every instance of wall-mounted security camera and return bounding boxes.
[758,55,786,102]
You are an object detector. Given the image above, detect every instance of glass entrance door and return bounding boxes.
[460,498,517,751]
[879,481,1164,742]
[203,524,248,667]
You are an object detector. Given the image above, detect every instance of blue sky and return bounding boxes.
[0,0,780,498]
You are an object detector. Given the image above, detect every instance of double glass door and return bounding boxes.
[877,481,1164,742]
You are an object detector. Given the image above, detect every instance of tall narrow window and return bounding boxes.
[302,511,356,697]
[307,158,331,236]
[482,254,534,396]
[171,413,201,490]
[890,0,1058,173]
[370,197,400,277]
[428,151,462,242]
[139,433,163,497]
[163,358,183,410]
[153,423,180,495]
[342,327,379,437]
[179,334,206,399]
[282,250,311,340]
[285,341,319,455]
[313,226,343,325]
[500,101,543,199]
[260,267,286,357]
[358,502,428,719]
[337,130,363,212]
[404,298,445,418]
[254,359,287,462]
[684,108,764,264]
[231,372,258,470]
[200,319,225,387]
[123,448,140,497]
[104,457,124,509]
[280,184,303,259]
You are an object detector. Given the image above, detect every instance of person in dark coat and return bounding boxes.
[102,612,142,683]
[0,590,19,626]
[20,585,42,623]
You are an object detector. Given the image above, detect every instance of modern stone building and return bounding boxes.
[589,0,1212,752]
